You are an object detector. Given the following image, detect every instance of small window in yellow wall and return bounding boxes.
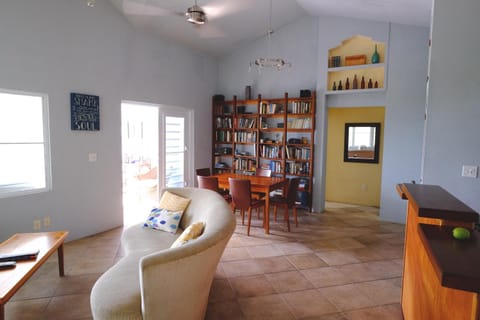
[344,122,380,163]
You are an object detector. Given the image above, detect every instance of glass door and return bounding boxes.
[164,116,186,187]
[122,102,193,226]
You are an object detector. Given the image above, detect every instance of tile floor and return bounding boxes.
[5,202,405,320]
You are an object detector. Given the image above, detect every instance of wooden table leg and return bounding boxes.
[1,303,4,320]
[57,244,65,277]
[265,187,270,234]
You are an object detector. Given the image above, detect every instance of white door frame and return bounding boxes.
[158,104,195,190]
[121,100,194,191]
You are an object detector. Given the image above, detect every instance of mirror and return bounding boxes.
[344,122,380,163]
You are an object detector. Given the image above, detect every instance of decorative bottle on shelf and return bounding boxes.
[332,81,337,91]
[338,80,343,90]
[361,76,366,89]
[368,78,373,88]
[352,75,358,89]
[374,81,379,88]
[372,44,380,64]
[345,77,350,90]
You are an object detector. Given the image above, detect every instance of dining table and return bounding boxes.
[214,172,287,234]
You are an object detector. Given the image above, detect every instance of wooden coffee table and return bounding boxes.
[0,231,69,320]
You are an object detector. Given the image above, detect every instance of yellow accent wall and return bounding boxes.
[326,107,385,207]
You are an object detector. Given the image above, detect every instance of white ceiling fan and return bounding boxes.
[185,0,206,25]
[120,0,246,38]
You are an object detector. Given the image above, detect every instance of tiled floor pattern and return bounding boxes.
[5,202,405,319]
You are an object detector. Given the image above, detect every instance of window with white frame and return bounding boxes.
[0,89,51,198]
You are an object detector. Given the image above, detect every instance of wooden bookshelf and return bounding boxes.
[212,92,316,210]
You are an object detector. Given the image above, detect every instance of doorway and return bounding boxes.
[121,101,194,226]
[325,107,385,208]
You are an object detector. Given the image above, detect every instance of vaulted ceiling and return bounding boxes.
[108,0,432,57]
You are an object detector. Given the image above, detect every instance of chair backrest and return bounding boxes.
[197,175,219,192]
[228,178,252,210]
[195,168,211,177]
[255,167,272,177]
[286,178,302,207]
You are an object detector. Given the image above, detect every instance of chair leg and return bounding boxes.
[263,205,266,227]
[247,208,253,236]
[293,207,298,227]
[273,206,278,222]
[283,206,289,232]
[241,209,245,225]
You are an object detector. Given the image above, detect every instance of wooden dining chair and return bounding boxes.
[252,167,272,199]
[270,178,302,232]
[195,168,211,177]
[229,178,266,236]
[197,175,231,202]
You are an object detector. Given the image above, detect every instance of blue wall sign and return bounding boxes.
[70,93,100,131]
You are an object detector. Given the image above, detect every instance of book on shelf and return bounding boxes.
[287,118,311,129]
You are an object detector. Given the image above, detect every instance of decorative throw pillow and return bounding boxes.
[158,191,191,213]
[143,207,183,233]
[171,222,205,248]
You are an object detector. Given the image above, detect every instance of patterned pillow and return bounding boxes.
[171,222,205,248]
[158,191,191,213]
[143,207,183,233]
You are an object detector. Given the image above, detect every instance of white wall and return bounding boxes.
[217,16,318,99]
[0,0,217,241]
[315,16,428,219]
[381,24,430,222]
[422,0,480,212]
[316,16,390,213]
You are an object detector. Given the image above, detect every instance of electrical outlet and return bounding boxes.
[43,216,51,227]
[462,165,478,178]
[33,219,42,231]
[88,153,97,162]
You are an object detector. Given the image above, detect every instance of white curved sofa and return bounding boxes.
[90,187,236,320]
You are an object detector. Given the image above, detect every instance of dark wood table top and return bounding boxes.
[397,183,479,223]
[419,224,480,293]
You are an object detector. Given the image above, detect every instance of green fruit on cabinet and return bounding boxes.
[452,227,471,240]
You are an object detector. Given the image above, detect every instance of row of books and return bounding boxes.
[290,101,312,114]
[260,145,283,158]
[215,131,232,142]
[233,158,257,171]
[286,147,311,160]
[215,117,232,129]
[260,102,284,114]
[268,160,283,173]
[236,117,256,128]
[234,131,257,143]
[285,161,310,175]
[287,118,312,129]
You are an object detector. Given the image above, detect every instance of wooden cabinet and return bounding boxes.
[212,92,316,210]
[397,183,480,320]
[327,35,386,95]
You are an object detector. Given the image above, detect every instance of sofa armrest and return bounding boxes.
[139,237,230,320]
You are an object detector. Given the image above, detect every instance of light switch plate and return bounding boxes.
[462,165,478,178]
[88,153,97,162]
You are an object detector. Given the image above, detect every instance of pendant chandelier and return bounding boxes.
[249,0,292,72]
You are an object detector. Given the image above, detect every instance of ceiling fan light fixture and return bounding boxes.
[249,0,291,72]
[250,58,292,70]
[186,4,206,25]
